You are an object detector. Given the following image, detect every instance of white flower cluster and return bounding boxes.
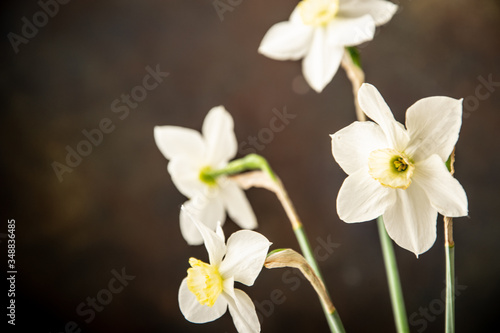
[153,1,469,332]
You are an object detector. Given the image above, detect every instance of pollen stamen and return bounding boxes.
[394,157,408,172]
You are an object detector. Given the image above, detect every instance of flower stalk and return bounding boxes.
[202,153,277,183]
[265,249,345,333]
[230,167,345,333]
[343,50,410,333]
[444,217,455,333]
[265,249,335,314]
[377,217,410,333]
[341,48,366,121]
[444,149,456,333]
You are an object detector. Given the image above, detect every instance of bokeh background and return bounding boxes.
[2,0,500,332]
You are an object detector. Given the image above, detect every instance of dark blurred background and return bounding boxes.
[1,0,500,332]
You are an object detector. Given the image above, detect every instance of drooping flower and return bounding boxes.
[258,0,397,93]
[178,209,271,333]
[154,106,257,245]
[331,83,468,256]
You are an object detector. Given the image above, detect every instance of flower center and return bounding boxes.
[298,0,339,27]
[199,166,217,186]
[368,148,415,189]
[393,157,408,171]
[186,258,223,307]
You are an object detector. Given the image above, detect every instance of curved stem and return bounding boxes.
[265,248,344,333]
[231,169,345,333]
[275,181,345,333]
[203,153,277,182]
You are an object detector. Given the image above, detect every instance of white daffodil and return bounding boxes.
[154,106,257,245]
[178,211,271,333]
[258,0,397,92]
[331,83,468,256]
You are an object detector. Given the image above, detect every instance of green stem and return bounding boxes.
[445,244,455,333]
[294,224,323,280]
[444,151,456,333]
[201,154,277,183]
[330,310,346,333]
[294,224,345,333]
[208,154,345,332]
[377,216,409,333]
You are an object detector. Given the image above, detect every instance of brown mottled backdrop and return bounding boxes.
[2,0,500,332]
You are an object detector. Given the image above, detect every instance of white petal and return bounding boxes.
[405,97,463,162]
[202,106,237,166]
[219,230,271,286]
[331,121,388,175]
[219,180,258,229]
[179,195,226,246]
[167,156,205,198]
[413,155,468,217]
[289,4,303,23]
[181,205,227,266]
[154,126,205,161]
[258,21,314,61]
[222,275,235,296]
[178,278,228,324]
[357,83,409,151]
[383,183,437,256]
[225,289,260,333]
[215,222,225,243]
[340,0,398,26]
[337,167,396,222]
[327,15,375,47]
[302,28,344,93]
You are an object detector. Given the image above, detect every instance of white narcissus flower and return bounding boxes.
[154,106,257,245]
[258,0,398,93]
[331,83,468,256]
[178,211,271,333]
